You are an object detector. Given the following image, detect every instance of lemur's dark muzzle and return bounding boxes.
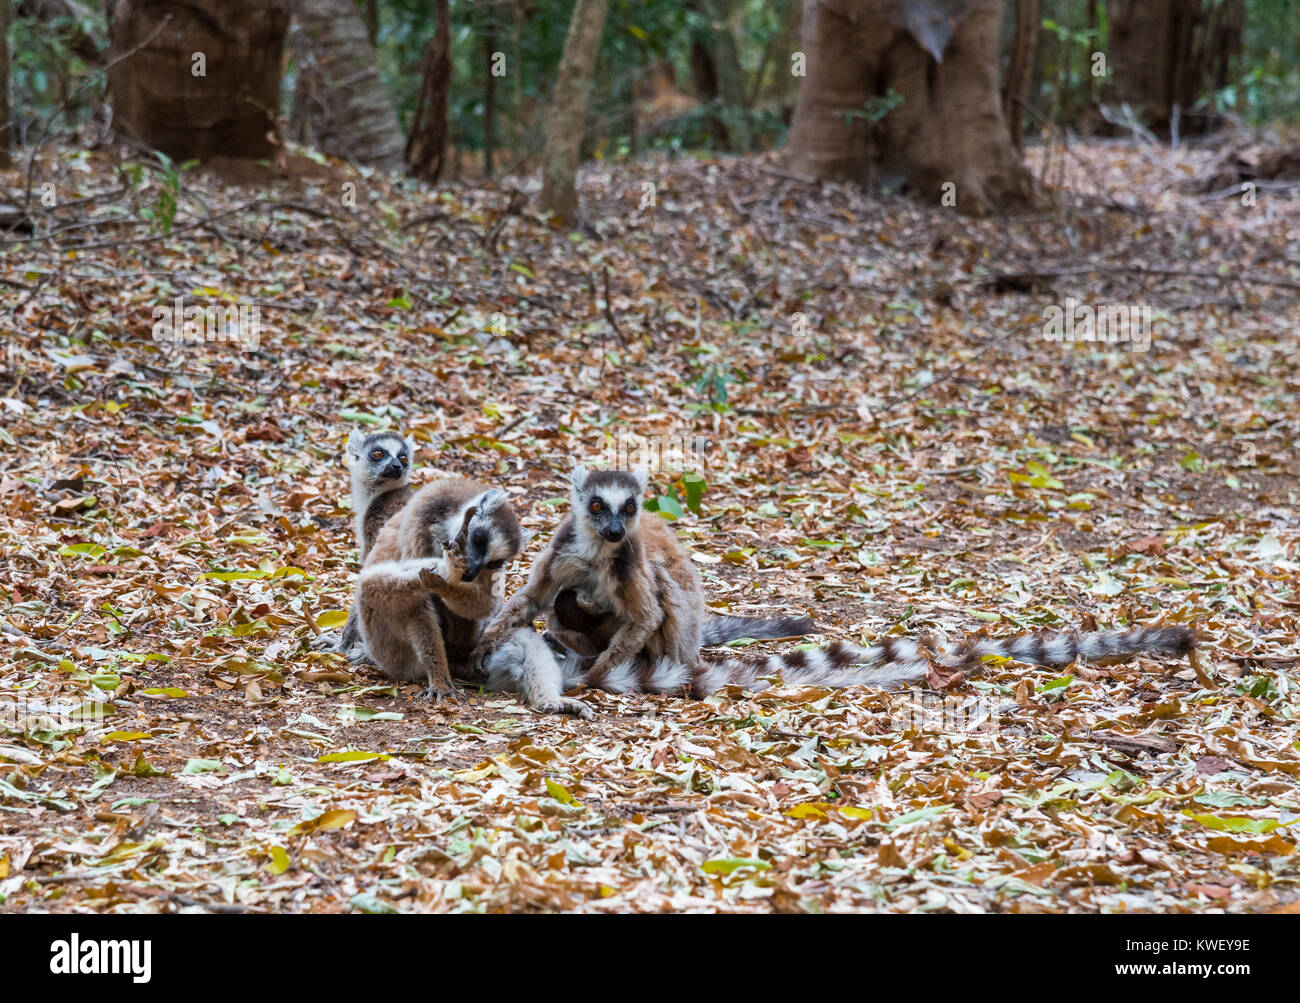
[600,522,626,543]
[462,559,483,582]
[381,459,403,479]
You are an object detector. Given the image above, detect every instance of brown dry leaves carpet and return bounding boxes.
[1,140,1298,913]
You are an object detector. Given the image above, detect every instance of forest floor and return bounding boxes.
[1,136,1298,913]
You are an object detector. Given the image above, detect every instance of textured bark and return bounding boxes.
[108,0,289,161]
[1105,0,1242,135]
[1002,0,1038,151]
[786,0,1039,216]
[290,0,403,169]
[0,0,9,169]
[540,0,609,222]
[404,0,451,182]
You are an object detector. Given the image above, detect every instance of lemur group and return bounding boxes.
[313,430,1197,720]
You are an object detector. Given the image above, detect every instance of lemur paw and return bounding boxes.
[346,645,376,668]
[441,537,468,584]
[309,632,339,652]
[418,562,448,592]
[537,696,593,719]
[422,680,458,703]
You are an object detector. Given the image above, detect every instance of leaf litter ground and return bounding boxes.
[0,140,1297,913]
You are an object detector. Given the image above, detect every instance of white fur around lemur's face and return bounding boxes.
[570,465,648,544]
[346,429,414,494]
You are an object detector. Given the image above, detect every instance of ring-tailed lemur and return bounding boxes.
[482,621,1195,712]
[474,465,814,694]
[475,466,1196,714]
[312,430,416,660]
[357,478,523,700]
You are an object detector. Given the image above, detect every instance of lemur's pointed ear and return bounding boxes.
[404,434,417,458]
[631,468,649,494]
[570,465,589,492]
[346,428,366,462]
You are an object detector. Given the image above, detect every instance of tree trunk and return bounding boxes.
[1105,0,1241,135]
[108,0,290,162]
[0,0,10,169]
[404,0,451,182]
[290,0,403,169]
[1002,0,1038,151]
[786,0,1039,216]
[364,0,377,46]
[687,0,750,151]
[540,0,609,223]
[483,23,496,178]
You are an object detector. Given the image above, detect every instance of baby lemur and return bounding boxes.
[358,478,523,700]
[313,430,416,660]
[476,466,1195,714]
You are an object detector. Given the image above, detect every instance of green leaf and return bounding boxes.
[645,494,683,520]
[266,845,291,875]
[131,753,168,777]
[315,609,348,629]
[338,410,382,425]
[701,857,770,875]
[318,750,391,763]
[885,804,951,829]
[545,778,582,808]
[681,473,706,514]
[1186,812,1280,834]
[182,758,223,774]
[58,543,107,559]
[350,892,400,914]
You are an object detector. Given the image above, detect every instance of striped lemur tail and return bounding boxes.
[489,624,1197,715]
[553,588,814,650]
[690,624,1196,694]
[699,614,816,646]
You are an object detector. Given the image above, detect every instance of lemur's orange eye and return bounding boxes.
[623,501,637,515]
[589,500,602,514]
[399,454,408,465]
[371,449,384,460]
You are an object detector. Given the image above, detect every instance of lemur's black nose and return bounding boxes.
[601,526,625,542]
[381,460,403,478]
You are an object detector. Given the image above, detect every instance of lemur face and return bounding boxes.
[570,466,648,544]
[346,430,413,486]
[460,489,523,582]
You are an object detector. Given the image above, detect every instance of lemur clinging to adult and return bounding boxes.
[475,466,1196,714]
[357,478,524,700]
[312,430,416,660]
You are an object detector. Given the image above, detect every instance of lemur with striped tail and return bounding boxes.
[473,466,814,700]
[312,429,416,660]
[475,466,1196,715]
